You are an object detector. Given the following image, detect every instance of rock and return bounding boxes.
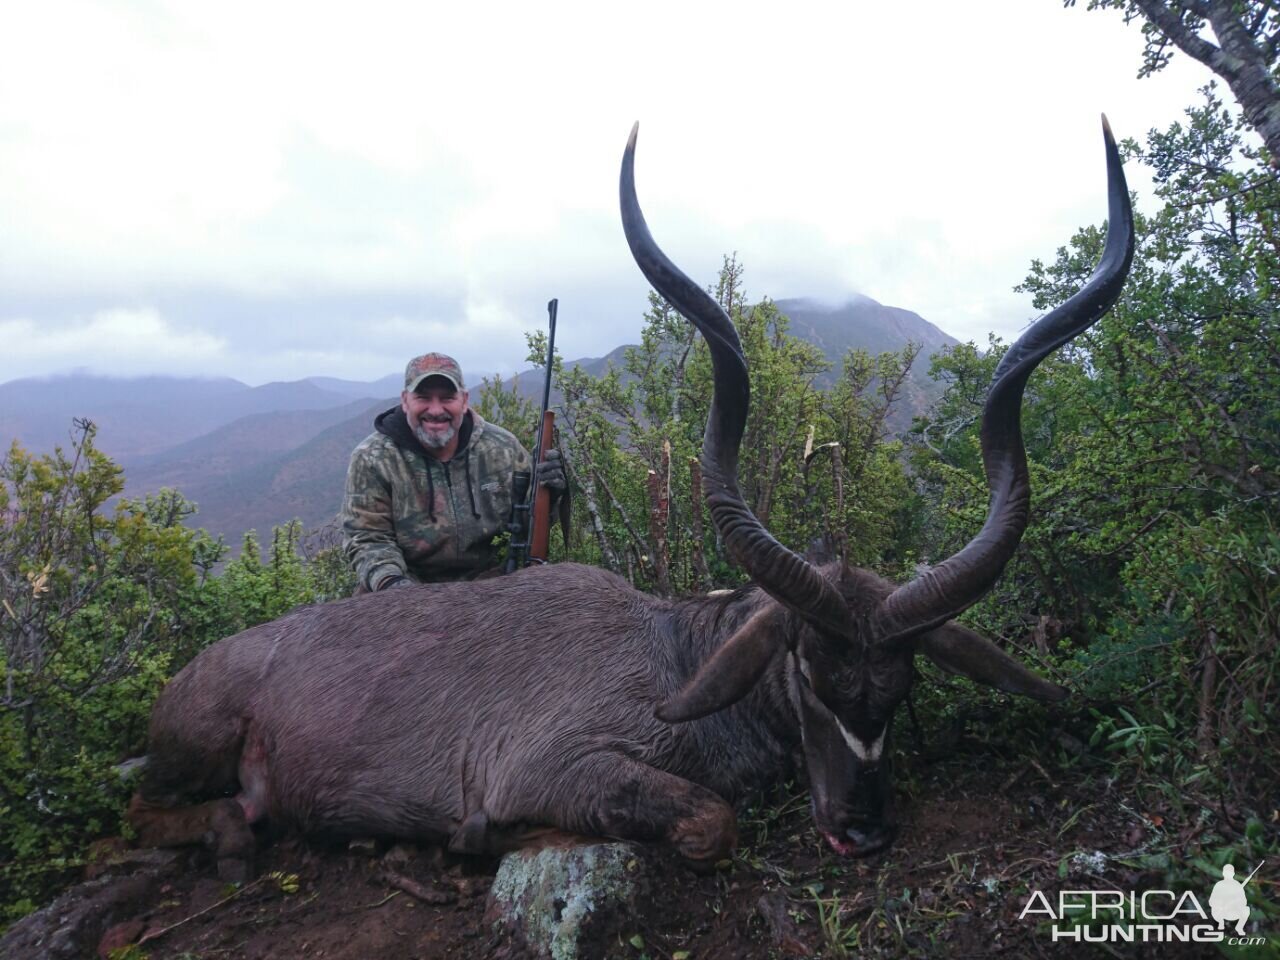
[485,842,645,960]
[84,845,183,881]
[0,873,161,960]
[97,919,147,958]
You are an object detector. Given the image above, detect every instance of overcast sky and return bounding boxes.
[0,1,1213,387]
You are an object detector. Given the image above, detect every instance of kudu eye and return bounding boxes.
[795,660,842,718]
[795,654,832,702]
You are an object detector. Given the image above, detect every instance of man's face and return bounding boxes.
[402,377,469,454]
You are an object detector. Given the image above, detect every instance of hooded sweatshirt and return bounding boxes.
[341,406,531,590]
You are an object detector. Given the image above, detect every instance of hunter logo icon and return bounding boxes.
[1210,861,1263,936]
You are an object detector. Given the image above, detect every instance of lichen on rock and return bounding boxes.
[486,842,645,960]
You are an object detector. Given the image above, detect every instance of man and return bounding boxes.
[342,352,565,591]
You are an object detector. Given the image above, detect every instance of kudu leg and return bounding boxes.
[571,755,738,866]
[127,794,257,882]
[447,811,600,856]
[126,721,271,881]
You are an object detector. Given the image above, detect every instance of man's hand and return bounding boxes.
[535,448,567,491]
[376,574,413,590]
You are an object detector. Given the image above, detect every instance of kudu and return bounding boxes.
[129,120,1133,875]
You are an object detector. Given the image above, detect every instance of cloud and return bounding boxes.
[0,0,1215,386]
[0,309,227,382]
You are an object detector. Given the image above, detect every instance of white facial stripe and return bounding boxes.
[795,654,885,762]
[838,720,885,763]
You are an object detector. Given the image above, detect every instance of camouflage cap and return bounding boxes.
[404,353,465,392]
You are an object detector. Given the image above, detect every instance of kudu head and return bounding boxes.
[620,119,1134,856]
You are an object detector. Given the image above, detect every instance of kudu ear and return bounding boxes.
[914,622,1067,702]
[656,605,784,723]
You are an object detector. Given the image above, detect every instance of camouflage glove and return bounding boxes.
[376,574,413,591]
[535,449,567,492]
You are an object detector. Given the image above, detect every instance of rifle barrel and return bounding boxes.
[529,298,558,563]
[541,299,557,414]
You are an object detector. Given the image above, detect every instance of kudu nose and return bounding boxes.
[844,820,895,855]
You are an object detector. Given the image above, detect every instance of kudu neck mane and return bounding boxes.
[656,587,801,794]
[661,561,887,678]
[653,563,888,796]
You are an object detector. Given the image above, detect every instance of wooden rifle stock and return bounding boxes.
[529,410,555,561]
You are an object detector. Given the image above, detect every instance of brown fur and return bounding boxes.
[133,557,1063,870]
[134,565,795,867]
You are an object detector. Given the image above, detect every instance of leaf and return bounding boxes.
[277,873,299,894]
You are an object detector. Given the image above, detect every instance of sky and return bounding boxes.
[0,0,1215,387]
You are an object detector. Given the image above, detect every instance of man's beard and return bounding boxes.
[414,420,456,450]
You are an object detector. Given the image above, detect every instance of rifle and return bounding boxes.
[529,298,558,562]
[505,298,557,572]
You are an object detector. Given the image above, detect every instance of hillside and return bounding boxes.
[122,399,394,543]
[4,294,960,546]
[775,297,956,433]
[0,374,365,459]
[509,295,957,432]
[120,398,388,523]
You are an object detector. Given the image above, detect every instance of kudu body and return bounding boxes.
[131,122,1134,873]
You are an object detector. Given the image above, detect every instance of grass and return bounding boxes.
[718,688,1280,958]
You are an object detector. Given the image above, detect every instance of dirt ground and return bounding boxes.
[27,707,1274,960]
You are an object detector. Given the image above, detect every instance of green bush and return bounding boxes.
[0,424,351,924]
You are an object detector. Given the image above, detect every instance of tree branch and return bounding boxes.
[1132,0,1222,69]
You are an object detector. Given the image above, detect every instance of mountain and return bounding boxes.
[775,296,956,369]
[775,297,957,432]
[304,374,403,399]
[140,399,394,546]
[122,398,389,497]
[3,294,961,546]
[0,374,365,459]
[508,295,956,433]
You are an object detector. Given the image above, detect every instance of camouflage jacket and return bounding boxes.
[341,407,531,590]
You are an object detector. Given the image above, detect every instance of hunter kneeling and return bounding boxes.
[342,352,566,590]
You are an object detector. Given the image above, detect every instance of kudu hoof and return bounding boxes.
[671,804,737,868]
[448,810,491,855]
